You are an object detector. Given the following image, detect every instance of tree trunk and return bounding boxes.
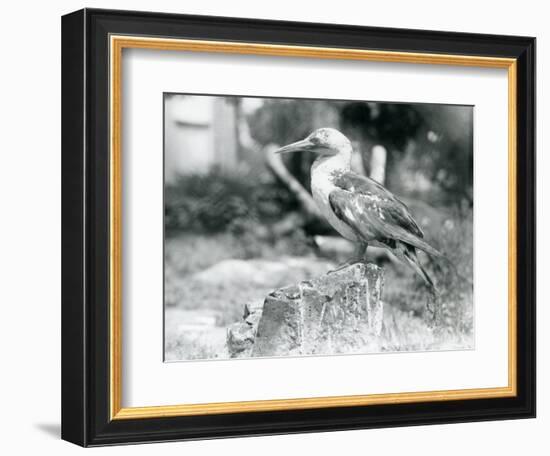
[264,144,321,220]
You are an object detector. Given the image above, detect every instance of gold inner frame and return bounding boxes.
[109,35,518,420]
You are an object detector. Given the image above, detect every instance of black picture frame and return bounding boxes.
[62,7,536,447]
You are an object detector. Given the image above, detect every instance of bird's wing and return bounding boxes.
[332,171,424,238]
[328,187,443,259]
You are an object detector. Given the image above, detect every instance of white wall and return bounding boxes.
[165,95,217,180]
[0,0,545,454]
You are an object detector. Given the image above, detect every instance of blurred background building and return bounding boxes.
[165,94,239,181]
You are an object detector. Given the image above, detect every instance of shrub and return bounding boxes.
[165,167,298,234]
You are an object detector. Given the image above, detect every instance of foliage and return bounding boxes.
[248,99,339,146]
[382,207,474,338]
[341,102,424,150]
[341,102,473,207]
[247,99,341,191]
[247,99,473,207]
[414,105,474,205]
[164,207,474,360]
[165,167,298,234]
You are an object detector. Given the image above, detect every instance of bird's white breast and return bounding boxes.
[311,158,359,242]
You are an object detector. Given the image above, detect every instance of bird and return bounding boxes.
[275,127,445,295]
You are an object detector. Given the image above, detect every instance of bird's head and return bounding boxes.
[275,128,352,157]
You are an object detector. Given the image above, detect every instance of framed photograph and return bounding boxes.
[61,8,535,447]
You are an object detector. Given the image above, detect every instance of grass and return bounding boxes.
[382,206,473,329]
[164,208,474,361]
[165,334,227,362]
[379,304,473,353]
[165,232,322,327]
[293,304,472,358]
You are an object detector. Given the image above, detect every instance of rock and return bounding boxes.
[226,263,384,358]
[243,300,264,327]
[226,300,265,358]
[252,285,303,357]
[226,321,255,358]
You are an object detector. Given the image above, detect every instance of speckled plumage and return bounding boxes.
[278,128,443,292]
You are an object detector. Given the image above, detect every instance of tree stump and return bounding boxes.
[227,263,384,358]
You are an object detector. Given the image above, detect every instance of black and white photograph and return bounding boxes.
[164,93,474,361]
[0,0,542,451]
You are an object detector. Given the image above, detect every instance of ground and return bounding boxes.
[164,228,473,361]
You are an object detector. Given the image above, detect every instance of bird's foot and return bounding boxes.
[328,244,368,274]
[328,258,362,274]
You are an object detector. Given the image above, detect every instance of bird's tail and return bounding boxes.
[396,230,469,281]
[401,246,441,322]
[408,236,474,287]
[402,236,474,290]
[400,232,446,261]
[402,247,439,295]
[391,227,473,294]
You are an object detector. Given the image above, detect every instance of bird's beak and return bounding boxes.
[275,138,317,155]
